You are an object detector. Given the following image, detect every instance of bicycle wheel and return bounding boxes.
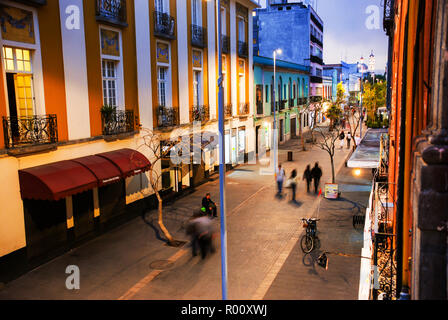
[300,234,314,253]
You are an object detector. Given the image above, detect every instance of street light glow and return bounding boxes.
[354,169,362,176]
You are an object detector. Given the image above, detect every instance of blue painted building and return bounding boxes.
[253,0,324,100]
[253,55,310,147]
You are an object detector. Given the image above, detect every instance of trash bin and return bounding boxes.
[288,151,293,161]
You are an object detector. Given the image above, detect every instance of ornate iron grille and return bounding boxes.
[310,96,322,103]
[238,41,248,58]
[154,11,175,39]
[279,100,286,110]
[157,106,178,128]
[101,109,135,135]
[288,99,294,108]
[191,105,210,123]
[239,103,249,115]
[224,104,232,118]
[96,0,127,25]
[372,181,397,300]
[383,0,395,36]
[2,114,58,149]
[222,35,230,54]
[298,97,308,105]
[191,24,207,48]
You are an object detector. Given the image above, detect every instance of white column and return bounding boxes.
[177,0,190,124]
[230,0,237,115]
[134,0,153,130]
[207,0,217,120]
[59,0,91,140]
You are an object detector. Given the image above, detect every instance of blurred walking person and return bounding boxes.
[302,165,313,193]
[288,169,299,203]
[311,162,323,194]
[186,214,216,259]
[339,131,345,149]
[276,164,286,198]
[346,132,352,149]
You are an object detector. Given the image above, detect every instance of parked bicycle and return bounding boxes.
[300,218,320,253]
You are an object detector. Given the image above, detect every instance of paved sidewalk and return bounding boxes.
[0,128,357,300]
[262,165,372,299]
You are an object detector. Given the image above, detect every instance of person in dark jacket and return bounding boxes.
[202,193,217,217]
[310,162,323,194]
[302,165,313,193]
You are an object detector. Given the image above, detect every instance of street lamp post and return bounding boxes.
[273,49,282,173]
[216,0,228,301]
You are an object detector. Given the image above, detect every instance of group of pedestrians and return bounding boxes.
[276,162,323,202]
[339,131,362,150]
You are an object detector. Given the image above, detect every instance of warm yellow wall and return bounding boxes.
[38,0,69,142]
[0,156,26,257]
[150,0,179,127]
[0,59,7,150]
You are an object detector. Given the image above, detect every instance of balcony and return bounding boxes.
[310,34,323,48]
[154,11,175,40]
[288,99,294,108]
[310,54,323,65]
[238,41,248,58]
[238,103,249,115]
[310,75,323,84]
[191,25,207,48]
[222,36,230,54]
[383,0,395,36]
[224,104,233,118]
[101,109,135,136]
[2,114,58,150]
[256,101,264,115]
[95,0,127,27]
[157,106,178,128]
[279,100,287,110]
[191,105,210,123]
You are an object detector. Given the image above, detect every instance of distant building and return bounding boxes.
[253,0,324,99]
[253,55,310,146]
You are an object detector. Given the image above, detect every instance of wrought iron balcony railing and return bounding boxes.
[279,100,287,110]
[310,54,323,65]
[191,105,210,122]
[238,41,248,58]
[2,114,58,149]
[96,0,127,27]
[256,101,264,115]
[224,104,233,118]
[191,24,207,48]
[288,99,295,108]
[383,0,395,36]
[101,109,135,136]
[239,103,249,115]
[154,11,175,40]
[157,106,179,128]
[221,35,230,54]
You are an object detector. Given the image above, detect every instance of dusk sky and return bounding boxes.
[257,0,389,73]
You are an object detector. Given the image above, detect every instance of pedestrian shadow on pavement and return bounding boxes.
[289,200,303,208]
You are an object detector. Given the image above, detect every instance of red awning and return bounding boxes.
[19,160,98,201]
[72,155,122,187]
[96,148,151,178]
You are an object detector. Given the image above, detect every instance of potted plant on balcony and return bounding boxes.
[101,104,117,135]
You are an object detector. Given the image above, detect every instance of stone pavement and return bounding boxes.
[0,126,364,300]
[262,165,372,300]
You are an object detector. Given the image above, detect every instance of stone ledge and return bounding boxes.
[6,144,57,157]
